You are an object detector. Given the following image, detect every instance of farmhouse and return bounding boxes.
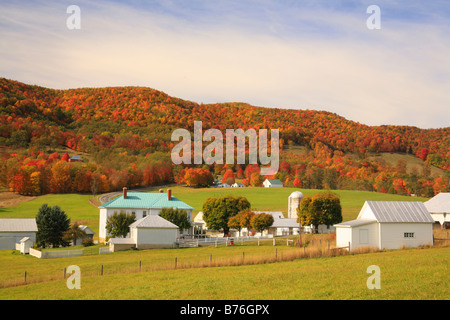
[334,201,434,250]
[98,188,194,243]
[423,192,450,229]
[263,179,283,188]
[0,219,38,250]
[109,215,179,252]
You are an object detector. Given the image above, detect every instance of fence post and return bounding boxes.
[242,252,245,263]
[273,239,275,246]
[139,260,141,272]
[175,257,177,269]
[101,265,103,276]
[24,271,27,283]
[348,241,351,252]
[275,248,277,260]
[64,267,66,279]
[210,254,212,265]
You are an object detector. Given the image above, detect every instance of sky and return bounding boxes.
[0,0,449,129]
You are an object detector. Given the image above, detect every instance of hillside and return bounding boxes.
[0,77,448,197]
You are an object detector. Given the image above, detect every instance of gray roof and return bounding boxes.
[79,225,95,235]
[424,193,450,214]
[334,219,377,228]
[0,219,38,232]
[109,238,135,244]
[129,215,179,229]
[364,201,435,223]
[271,218,299,228]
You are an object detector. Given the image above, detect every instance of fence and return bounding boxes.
[28,247,111,259]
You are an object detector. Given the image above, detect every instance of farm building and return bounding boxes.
[231,182,245,188]
[263,179,283,188]
[98,188,194,243]
[0,219,38,250]
[73,225,96,245]
[334,201,434,250]
[423,192,450,229]
[288,191,303,219]
[254,211,299,236]
[109,215,179,252]
[68,155,83,162]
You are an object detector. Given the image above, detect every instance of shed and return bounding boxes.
[334,201,434,250]
[423,192,450,229]
[0,219,38,250]
[73,225,96,245]
[263,179,283,188]
[129,215,179,249]
[19,237,33,254]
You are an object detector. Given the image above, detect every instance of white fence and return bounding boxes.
[28,247,111,258]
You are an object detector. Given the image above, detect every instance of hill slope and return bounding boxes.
[0,77,448,197]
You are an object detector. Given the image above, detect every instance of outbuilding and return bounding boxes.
[262,179,283,188]
[108,215,179,252]
[0,219,38,250]
[423,192,450,229]
[334,201,434,250]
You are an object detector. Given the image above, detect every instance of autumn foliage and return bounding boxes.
[0,77,449,197]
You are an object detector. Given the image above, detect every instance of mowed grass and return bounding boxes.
[0,187,429,239]
[0,246,448,300]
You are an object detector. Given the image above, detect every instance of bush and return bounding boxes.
[82,238,94,247]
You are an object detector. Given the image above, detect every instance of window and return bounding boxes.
[143,211,147,217]
[404,232,415,238]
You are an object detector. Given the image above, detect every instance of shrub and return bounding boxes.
[82,238,94,247]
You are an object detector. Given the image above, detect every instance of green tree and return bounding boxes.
[106,211,136,238]
[36,204,71,248]
[297,192,342,233]
[251,213,274,234]
[202,195,251,235]
[159,208,192,233]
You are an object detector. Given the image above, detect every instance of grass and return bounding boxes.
[0,246,448,299]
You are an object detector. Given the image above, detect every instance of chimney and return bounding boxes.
[123,187,127,199]
[167,189,172,201]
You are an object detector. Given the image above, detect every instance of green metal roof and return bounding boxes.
[99,192,194,210]
[265,179,283,185]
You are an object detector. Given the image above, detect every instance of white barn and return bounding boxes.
[423,192,450,229]
[0,219,38,250]
[334,201,434,251]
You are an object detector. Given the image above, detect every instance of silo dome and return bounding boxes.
[289,191,304,199]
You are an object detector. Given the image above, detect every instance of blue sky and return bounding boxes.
[0,0,449,128]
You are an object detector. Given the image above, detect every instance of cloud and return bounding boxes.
[0,0,449,128]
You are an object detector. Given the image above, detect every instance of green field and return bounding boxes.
[0,187,429,240]
[0,187,446,300]
[0,246,448,299]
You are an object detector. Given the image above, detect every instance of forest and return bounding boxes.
[0,77,449,197]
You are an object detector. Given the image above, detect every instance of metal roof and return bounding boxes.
[0,219,38,232]
[264,179,283,185]
[99,192,194,210]
[129,215,179,229]
[334,219,377,228]
[423,193,450,214]
[365,201,435,223]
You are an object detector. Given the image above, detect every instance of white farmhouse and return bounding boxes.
[0,219,38,250]
[423,192,450,229]
[98,188,194,243]
[263,179,283,188]
[334,201,434,250]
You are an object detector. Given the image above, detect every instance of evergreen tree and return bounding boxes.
[36,204,71,248]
